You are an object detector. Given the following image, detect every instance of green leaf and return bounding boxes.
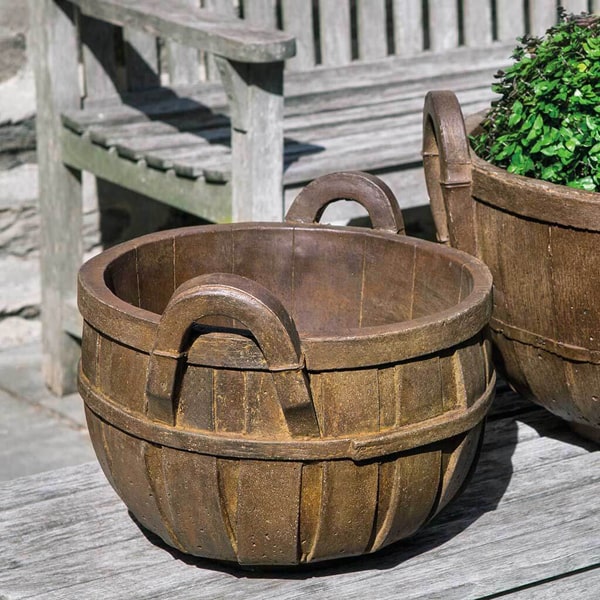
[477,12,600,189]
[568,176,596,191]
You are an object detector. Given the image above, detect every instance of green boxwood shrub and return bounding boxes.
[470,10,600,192]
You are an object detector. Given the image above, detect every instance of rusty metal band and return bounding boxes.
[490,317,600,365]
[79,369,495,462]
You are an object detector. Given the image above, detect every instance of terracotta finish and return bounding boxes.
[78,171,494,565]
[423,90,600,443]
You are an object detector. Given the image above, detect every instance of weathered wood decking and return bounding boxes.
[1,383,598,599]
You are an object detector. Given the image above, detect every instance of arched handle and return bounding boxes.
[422,91,474,252]
[285,171,405,234]
[146,273,320,438]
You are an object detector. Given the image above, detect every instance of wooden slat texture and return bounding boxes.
[547,227,600,352]
[428,0,459,50]
[281,0,316,70]
[528,0,559,36]
[318,0,352,66]
[371,450,441,551]
[123,28,160,91]
[2,393,598,598]
[496,0,526,42]
[156,448,237,560]
[214,57,285,220]
[305,460,379,562]
[235,461,302,564]
[243,0,277,28]
[70,0,295,63]
[462,0,493,46]
[356,0,388,61]
[392,0,423,56]
[503,568,600,598]
[167,0,200,85]
[203,0,238,79]
[80,15,121,99]
[31,0,83,395]
[560,0,589,14]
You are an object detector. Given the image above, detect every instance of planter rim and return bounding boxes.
[466,112,600,232]
[78,222,493,371]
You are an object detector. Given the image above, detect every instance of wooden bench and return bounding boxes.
[31,0,572,394]
[2,382,599,598]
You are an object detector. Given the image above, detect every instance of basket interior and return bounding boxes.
[104,226,473,334]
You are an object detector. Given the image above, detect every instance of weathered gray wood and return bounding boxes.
[63,41,512,133]
[496,0,526,42]
[529,0,558,36]
[123,28,160,91]
[243,0,277,28]
[428,0,459,50]
[167,0,200,85]
[61,128,232,222]
[1,399,598,599]
[202,0,238,79]
[62,296,83,338]
[215,56,285,220]
[30,0,83,396]
[70,0,296,63]
[80,14,121,99]
[502,568,600,598]
[560,0,589,14]
[281,0,315,71]
[462,0,493,46]
[318,0,352,66]
[356,0,387,61]
[392,0,423,56]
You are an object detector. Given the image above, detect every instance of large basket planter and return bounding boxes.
[78,172,494,566]
[423,90,600,442]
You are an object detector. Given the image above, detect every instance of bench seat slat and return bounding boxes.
[82,62,497,151]
[144,86,493,184]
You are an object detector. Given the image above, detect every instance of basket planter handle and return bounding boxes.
[145,273,320,438]
[285,171,405,234]
[422,91,475,253]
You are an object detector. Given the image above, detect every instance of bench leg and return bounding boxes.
[215,58,285,222]
[31,0,82,394]
[39,164,83,395]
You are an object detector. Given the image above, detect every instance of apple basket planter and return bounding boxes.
[78,172,494,566]
[423,90,600,443]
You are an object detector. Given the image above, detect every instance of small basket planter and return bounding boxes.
[423,91,600,442]
[78,171,494,566]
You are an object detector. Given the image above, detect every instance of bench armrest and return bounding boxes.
[70,0,296,63]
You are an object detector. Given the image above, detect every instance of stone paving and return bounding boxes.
[0,339,95,481]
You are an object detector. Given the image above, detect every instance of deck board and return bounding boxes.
[0,385,598,599]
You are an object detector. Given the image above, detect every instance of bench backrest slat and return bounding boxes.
[495,0,526,43]
[123,29,160,92]
[167,0,200,85]
[392,0,424,57]
[318,0,352,67]
[281,0,316,71]
[356,0,388,61]
[78,0,592,101]
[80,14,122,99]
[562,0,589,15]
[203,0,238,79]
[463,0,493,46]
[529,0,559,36]
[244,0,278,29]
[428,0,460,51]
